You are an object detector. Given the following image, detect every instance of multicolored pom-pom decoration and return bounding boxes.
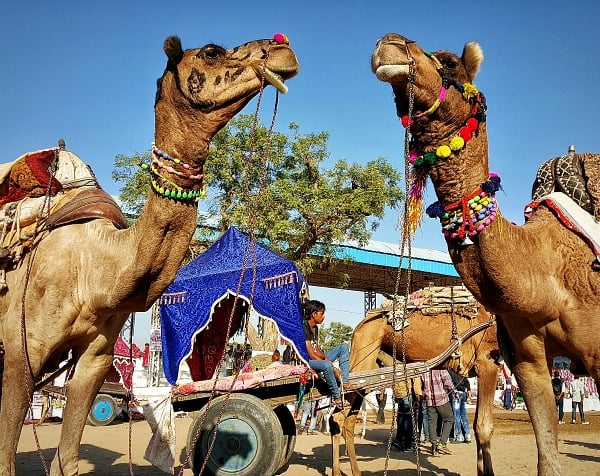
[425,174,502,244]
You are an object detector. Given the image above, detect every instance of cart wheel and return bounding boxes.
[87,394,117,426]
[273,404,297,468]
[187,394,285,476]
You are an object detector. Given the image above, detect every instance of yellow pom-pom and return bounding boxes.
[449,136,465,151]
[463,83,478,100]
[436,145,452,158]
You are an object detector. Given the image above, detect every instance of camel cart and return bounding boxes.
[159,227,496,476]
[169,321,493,476]
[40,336,141,426]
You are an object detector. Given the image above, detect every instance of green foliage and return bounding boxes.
[319,321,354,351]
[112,151,151,214]
[112,114,405,277]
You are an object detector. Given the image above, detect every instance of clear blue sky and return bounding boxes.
[3,2,600,344]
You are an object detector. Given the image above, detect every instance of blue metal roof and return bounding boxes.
[321,239,459,278]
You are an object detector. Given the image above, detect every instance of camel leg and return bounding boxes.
[342,410,362,476]
[473,358,499,476]
[49,350,114,476]
[511,335,561,476]
[330,411,343,476]
[0,351,35,476]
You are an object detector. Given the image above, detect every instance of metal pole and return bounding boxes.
[364,290,377,314]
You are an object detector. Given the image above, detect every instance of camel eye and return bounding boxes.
[197,45,226,61]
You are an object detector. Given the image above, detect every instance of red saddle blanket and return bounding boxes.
[0,149,62,206]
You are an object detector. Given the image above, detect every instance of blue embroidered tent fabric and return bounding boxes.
[159,226,309,384]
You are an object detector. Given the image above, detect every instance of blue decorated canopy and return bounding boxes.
[159,226,310,384]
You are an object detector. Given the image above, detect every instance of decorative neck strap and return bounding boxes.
[426,173,502,245]
[401,87,487,237]
[404,88,486,167]
[140,144,205,201]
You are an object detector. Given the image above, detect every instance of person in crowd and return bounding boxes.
[570,375,589,424]
[142,343,150,369]
[448,367,472,443]
[551,370,566,424]
[393,377,422,452]
[282,345,292,364]
[422,369,456,456]
[221,346,234,377]
[233,344,243,372]
[375,387,388,424]
[303,299,357,409]
[418,394,429,442]
[36,390,52,426]
[501,384,515,410]
[271,349,282,364]
[298,399,318,434]
[242,344,252,369]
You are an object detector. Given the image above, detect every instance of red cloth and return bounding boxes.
[0,149,62,205]
[186,299,243,381]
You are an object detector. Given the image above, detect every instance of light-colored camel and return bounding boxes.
[0,35,298,476]
[371,33,600,476]
[330,304,499,476]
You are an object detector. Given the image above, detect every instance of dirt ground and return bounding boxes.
[15,409,599,475]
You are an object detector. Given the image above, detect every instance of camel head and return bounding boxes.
[154,35,299,158]
[371,33,491,212]
[371,33,483,126]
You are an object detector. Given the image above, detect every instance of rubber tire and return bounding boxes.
[186,394,285,476]
[87,394,117,426]
[272,404,297,469]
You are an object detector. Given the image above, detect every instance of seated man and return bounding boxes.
[303,299,356,408]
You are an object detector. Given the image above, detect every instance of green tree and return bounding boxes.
[319,321,354,351]
[113,114,405,276]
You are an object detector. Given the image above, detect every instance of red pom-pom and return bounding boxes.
[466,118,479,132]
[459,127,472,142]
[401,115,414,128]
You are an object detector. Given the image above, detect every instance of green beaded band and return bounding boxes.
[141,162,206,202]
[150,177,206,201]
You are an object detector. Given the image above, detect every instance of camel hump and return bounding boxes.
[532,146,599,220]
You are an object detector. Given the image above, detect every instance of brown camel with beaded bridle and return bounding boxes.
[0,35,298,476]
[370,33,600,476]
[330,304,499,476]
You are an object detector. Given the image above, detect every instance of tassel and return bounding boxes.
[404,197,423,237]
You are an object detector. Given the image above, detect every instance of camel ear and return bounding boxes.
[164,36,184,66]
[462,42,484,82]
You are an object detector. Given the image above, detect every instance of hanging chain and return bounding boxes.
[383,47,423,474]
[180,46,280,476]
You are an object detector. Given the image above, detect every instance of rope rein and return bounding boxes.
[180,44,280,476]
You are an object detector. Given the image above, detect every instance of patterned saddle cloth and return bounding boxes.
[0,146,126,268]
[531,151,600,221]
